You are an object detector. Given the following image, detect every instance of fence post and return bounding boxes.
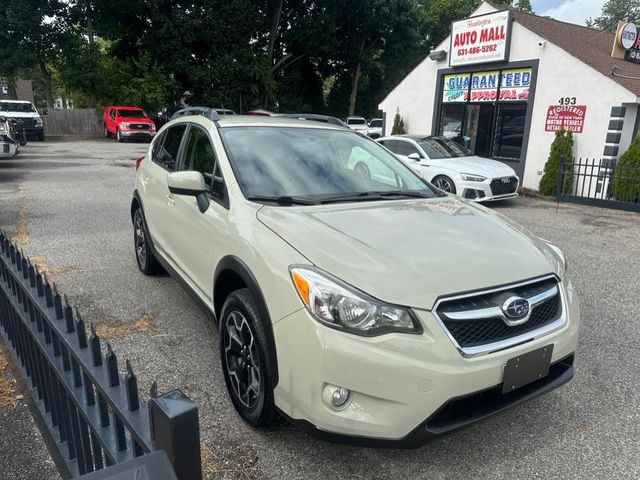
[556,156,567,201]
[149,389,202,480]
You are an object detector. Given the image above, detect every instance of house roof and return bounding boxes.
[513,10,640,96]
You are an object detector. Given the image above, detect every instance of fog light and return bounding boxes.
[330,387,351,409]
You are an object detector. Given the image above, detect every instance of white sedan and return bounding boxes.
[377,135,519,202]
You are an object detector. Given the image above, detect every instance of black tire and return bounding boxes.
[219,288,277,427]
[132,208,162,275]
[116,129,124,143]
[37,132,45,141]
[432,175,457,194]
[354,161,371,178]
[104,125,111,138]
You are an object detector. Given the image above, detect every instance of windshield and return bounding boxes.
[221,127,440,203]
[347,118,366,125]
[369,119,382,128]
[417,137,472,159]
[0,102,36,113]
[118,109,147,118]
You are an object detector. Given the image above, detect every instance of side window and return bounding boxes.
[151,131,167,163]
[381,140,400,154]
[110,109,116,120]
[180,126,216,191]
[156,124,186,171]
[395,141,421,157]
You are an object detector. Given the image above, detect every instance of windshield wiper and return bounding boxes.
[318,190,432,204]
[246,195,320,206]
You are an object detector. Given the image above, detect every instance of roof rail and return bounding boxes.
[170,107,220,122]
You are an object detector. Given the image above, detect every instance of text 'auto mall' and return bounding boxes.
[379,1,640,190]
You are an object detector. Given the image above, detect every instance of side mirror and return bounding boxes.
[408,152,421,161]
[167,171,210,213]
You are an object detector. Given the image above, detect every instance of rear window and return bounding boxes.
[0,102,36,113]
[347,118,366,125]
[118,109,147,118]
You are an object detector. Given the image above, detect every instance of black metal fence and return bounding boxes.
[0,232,202,479]
[556,157,640,213]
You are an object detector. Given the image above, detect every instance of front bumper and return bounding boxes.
[272,275,579,445]
[18,125,43,139]
[459,177,519,202]
[120,130,156,139]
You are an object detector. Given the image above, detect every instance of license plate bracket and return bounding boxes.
[502,345,553,394]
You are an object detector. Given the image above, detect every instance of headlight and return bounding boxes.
[541,240,567,273]
[35,116,43,127]
[0,124,6,133]
[290,267,422,336]
[120,122,130,129]
[461,173,487,182]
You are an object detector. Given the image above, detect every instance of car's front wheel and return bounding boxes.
[116,129,124,143]
[219,288,277,427]
[432,175,457,194]
[133,208,162,275]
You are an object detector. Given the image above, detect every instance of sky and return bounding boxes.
[533,0,607,26]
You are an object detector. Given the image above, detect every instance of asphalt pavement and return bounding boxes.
[0,139,639,479]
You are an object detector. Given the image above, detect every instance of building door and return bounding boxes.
[464,104,493,157]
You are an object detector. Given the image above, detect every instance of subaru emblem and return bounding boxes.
[501,296,531,326]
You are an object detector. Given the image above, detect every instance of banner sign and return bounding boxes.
[499,68,531,101]
[469,71,500,101]
[545,105,587,133]
[442,73,470,103]
[450,11,511,67]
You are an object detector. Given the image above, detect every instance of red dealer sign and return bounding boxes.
[545,105,587,133]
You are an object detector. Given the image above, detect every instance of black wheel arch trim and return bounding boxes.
[214,255,279,387]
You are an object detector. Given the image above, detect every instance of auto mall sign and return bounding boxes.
[449,10,512,67]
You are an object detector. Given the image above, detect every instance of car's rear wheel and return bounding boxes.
[133,208,162,275]
[219,288,277,427]
[432,175,457,194]
[354,162,371,178]
[104,125,111,138]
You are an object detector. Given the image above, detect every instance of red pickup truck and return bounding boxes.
[103,106,156,142]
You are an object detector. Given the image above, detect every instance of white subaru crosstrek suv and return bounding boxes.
[131,110,578,446]
[378,135,519,202]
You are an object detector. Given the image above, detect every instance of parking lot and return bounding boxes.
[1,139,639,480]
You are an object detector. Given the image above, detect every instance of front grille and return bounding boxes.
[9,117,36,128]
[436,277,562,350]
[129,123,151,130]
[490,177,518,195]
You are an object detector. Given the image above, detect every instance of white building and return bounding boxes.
[379,1,640,190]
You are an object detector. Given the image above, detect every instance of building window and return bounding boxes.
[438,67,532,161]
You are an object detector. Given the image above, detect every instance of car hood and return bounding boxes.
[258,197,557,309]
[426,156,515,178]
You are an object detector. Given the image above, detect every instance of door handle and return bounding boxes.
[167,194,175,207]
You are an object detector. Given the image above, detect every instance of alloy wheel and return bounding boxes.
[354,162,371,178]
[134,211,147,268]
[434,177,454,193]
[223,311,262,409]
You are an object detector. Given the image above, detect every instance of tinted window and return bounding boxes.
[369,119,382,128]
[180,126,216,190]
[0,102,36,113]
[347,118,367,125]
[380,140,400,154]
[394,141,421,157]
[151,131,167,163]
[118,109,147,118]
[155,125,186,171]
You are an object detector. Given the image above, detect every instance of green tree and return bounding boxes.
[539,129,574,196]
[514,0,533,14]
[586,0,640,30]
[611,135,640,202]
[0,0,66,107]
[391,109,405,135]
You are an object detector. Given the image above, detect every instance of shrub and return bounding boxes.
[539,129,574,196]
[391,108,405,135]
[611,135,640,202]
